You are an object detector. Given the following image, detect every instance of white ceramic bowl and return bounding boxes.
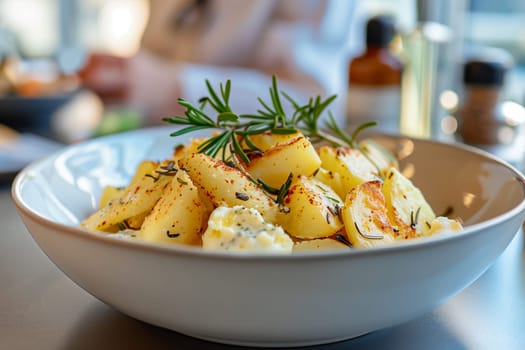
[12,127,525,347]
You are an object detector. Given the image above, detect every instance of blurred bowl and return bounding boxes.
[0,92,77,136]
[11,127,525,347]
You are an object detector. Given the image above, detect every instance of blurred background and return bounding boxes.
[1,0,525,176]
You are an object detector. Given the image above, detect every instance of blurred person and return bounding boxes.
[127,0,331,125]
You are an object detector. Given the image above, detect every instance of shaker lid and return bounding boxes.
[463,48,513,86]
[463,60,506,86]
[366,15,396,47]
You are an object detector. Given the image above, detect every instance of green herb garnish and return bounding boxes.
[163,76,375,165]
[162,76,376,201]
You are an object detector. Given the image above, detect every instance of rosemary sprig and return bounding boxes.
[325,114,377,148]
[163,76,376,175]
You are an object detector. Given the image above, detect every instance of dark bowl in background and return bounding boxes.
[0,91,77,137]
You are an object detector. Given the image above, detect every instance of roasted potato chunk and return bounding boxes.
[179,153,278,223]
[359,138,399,176]
[141,171,206,245]
[382,167,435,239]
[247,134,321,188]
[293,238,349,252]
[244,131,300,151]
[319,146,377,194]
[341,180,396,248]
[99,186,124,208]
[81,161,172,231]
[313,167,346,200]
[278,176,344,239]
[172,137,207,160]
[124,211,149,230]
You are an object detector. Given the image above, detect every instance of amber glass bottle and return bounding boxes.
[347,15,404,133]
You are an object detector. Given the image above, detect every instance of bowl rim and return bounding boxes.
[11,127,525,262]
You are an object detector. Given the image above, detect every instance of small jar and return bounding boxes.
[458,55,525,168]
[459,59,507,144]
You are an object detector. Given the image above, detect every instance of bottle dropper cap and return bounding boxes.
[366,15,396,47]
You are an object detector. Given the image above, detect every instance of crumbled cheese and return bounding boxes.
[109,230,140,239]
[426,216,463,236]
[202,206,293,253]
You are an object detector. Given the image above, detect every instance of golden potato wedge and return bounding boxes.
[293,238,349,252]
[313,167,346,200]
[382,167,435,239]
[124,211,149,230]
[172,137,207,160]
[196,186,216,230]
[358,138,399,176]
[99,186,124,208]
[319,146,378,194]
[173,135,237,161]
[178,153,278,223]
[129,160,158,185]
[81,160,173,232]
[341,180,396,248]
[99,160,159,209]
[278,176,344,239]
[141,171,206,245]
[247,134,321,188]
[243,131,300,151]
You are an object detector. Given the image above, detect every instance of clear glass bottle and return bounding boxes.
[347,15,404,134]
